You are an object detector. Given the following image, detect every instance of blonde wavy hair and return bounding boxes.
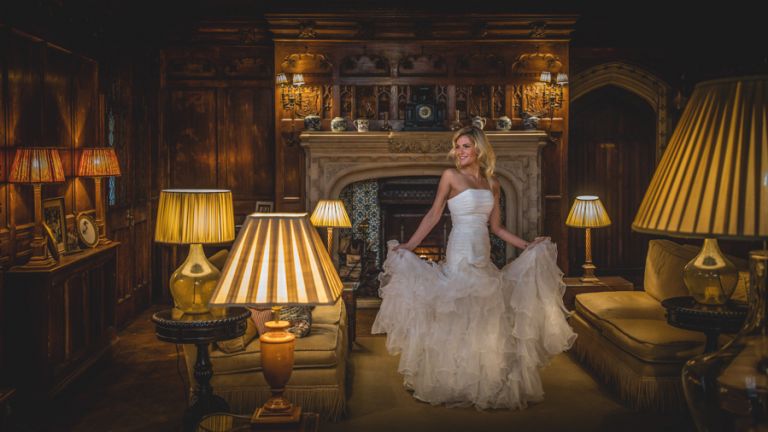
[448,126,496,181]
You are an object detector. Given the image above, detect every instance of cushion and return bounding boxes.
[312,298,344,325]
[216,318,258,353]
[575,291,705,362]
[643,240,699,302]
[249,308,273,335]
[208,249,229,270]
[281,306,313,338]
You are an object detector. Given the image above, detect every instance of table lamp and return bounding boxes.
[209,213,343,424]
[631,75,767,430]
[9,147,65,267]
[77,147,121,245]
[310,199,352,251]
[566,195,611,282]
[155,189,235,314]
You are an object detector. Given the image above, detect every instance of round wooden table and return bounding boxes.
[152,307,251,432]
[661,296,747,353]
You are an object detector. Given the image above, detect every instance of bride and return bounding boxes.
[372,126,576,410]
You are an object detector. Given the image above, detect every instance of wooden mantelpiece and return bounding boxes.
[3,243,119,401]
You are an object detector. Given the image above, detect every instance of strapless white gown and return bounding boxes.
[371,188,577,409]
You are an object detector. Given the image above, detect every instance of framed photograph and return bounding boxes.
[76,212,99,248]
[255,201,274,213]
[42,224,60,261]
[43,197,67,253]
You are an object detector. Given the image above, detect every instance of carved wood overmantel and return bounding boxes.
[300,131,547,258]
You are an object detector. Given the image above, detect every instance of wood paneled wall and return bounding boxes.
[0,27,100,267]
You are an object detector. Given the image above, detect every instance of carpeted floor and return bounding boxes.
[9,305,694,431]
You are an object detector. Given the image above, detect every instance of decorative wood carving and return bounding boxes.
[510,52,563,81]
[280,52,332,75]
[298,21,317,38]
[340,53,390,77]
[223,57,270,78]
[456,53,504,77]
[167,58,217,79]
[398,53,447,76]
[530,21,547,38]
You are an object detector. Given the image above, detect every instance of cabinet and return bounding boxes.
[3,243,119,400]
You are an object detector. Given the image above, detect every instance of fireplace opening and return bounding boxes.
[337,176,506,299]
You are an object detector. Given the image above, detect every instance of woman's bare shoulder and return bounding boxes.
[489,175,500,190]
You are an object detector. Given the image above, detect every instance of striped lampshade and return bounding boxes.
[154,189,235,244]
[8,147,65,183]
[78,147,121,177]
[566,196,611,228]
[310,199,352,228]
[633,75,768,239]
[209,213,343,307]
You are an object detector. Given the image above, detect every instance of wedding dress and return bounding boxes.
[371,188,577,409]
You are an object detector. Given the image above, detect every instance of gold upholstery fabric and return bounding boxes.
[643,240,699,302]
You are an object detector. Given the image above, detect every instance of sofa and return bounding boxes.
[182,251,348,421]
[570,239,747,412]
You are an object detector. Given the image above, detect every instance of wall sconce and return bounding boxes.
[277,72,305,113]
[276,72,305,147]
[539,71,568,113]
[539,71,568,141]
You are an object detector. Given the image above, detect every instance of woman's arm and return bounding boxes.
[488,179,530,250]
[395,170,454,251]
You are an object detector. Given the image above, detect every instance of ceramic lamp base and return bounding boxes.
[252,319,300,425]
[684,238,739,305]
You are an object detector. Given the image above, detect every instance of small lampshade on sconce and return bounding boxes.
[633,75,768,432]
[155,189,235,315]
[566,196,612,282]
[209,213,343,424]
[310,199,352,252]
[9,147,65,267]
[77,147,121,245]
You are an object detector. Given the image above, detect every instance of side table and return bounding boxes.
[563,276,634,310]
[152,307,251,432]
[342,281,358,348]
[661,296,747,353]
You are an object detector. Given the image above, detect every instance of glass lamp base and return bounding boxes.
[170,243,220,314]
[684,238,739,305]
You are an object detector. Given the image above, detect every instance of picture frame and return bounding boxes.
[43,197,67,253]
[76,212,99,248]
[255,200,274,213]
[42,224,60,261]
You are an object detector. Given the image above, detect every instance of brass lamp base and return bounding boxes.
[580,262,600,283]
[251,406,302,424]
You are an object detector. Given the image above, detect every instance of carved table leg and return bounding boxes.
[184,342,229,431]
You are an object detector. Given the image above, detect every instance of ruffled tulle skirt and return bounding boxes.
[371,239,576,410]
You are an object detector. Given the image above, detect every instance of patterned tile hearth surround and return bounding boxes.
[339,178,507,269]
[301,130,547,265]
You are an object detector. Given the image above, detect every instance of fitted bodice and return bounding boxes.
[446,188,494,269]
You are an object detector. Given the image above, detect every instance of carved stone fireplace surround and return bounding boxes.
[301,131,548,258]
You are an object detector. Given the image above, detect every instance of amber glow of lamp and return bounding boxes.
[565,195,612,282]
[154,189,234,314]
[310,199,352,251]
[632,75,768,431]
[209,213,343,424]
[9,147,65,267]
[77,147,121,245]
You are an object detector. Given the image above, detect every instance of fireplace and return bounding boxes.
[301,130,547,295]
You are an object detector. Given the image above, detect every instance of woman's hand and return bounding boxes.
[394,242,416,252]
[526,236,550,249]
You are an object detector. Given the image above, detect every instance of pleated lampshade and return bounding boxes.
[78,148,121,177]
[9,148,65,183]
[209,213,343,306]
[565,196,611,228]
[154,189,235,244]
[310,199,352,228]
[633,75,768,239]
